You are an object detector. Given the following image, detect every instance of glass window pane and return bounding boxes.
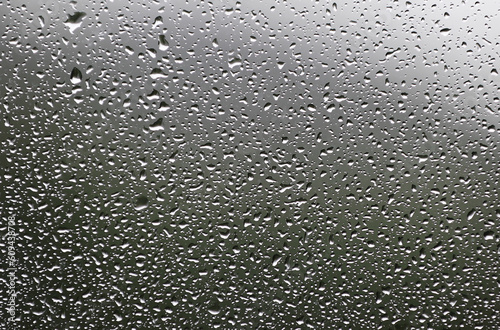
[1,1,498,329]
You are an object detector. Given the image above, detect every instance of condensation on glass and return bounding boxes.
[0,0,498,329]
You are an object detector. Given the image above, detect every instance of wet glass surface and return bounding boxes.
[1,1,499,329]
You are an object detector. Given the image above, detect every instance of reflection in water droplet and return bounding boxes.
[135,196,149,210]
[70,67,82,84]
[64,12,86,33]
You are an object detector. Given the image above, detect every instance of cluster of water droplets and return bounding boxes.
[0,0,499,329]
